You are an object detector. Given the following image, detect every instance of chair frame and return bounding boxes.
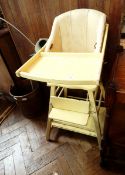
[15,19,109,150]
[46,24,108,150]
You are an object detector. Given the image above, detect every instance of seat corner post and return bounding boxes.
[46,118,52,141]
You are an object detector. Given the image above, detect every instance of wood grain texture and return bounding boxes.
[4,155,15,175]
[0,55,13,93]
[0,28,22,86]
[101,51,125,167]
[0,106,125,174]
[113,51,125,90]
[0,0,123,67]
[0,161,4,175]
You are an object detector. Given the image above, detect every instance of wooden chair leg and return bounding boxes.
[50,86,56,96]
[46,118,52,141]
[99,82,105,99]
[88,90,101,149]
[64,88,67,97]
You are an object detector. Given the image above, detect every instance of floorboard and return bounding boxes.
[0,106,124,175]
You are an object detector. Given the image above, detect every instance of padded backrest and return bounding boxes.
[45,9,106,53]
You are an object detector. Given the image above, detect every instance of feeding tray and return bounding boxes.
[16,52,103,86]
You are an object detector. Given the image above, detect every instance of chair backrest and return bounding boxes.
[45,9,106,53]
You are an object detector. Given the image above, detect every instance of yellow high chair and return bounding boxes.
[16,9,108,149]
[45,9,108,149]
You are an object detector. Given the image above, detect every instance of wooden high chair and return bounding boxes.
[16,9,108,149]
[44,9,108,149]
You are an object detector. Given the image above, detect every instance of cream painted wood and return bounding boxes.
[99,82,105,99]
[46,23,108,93]
[49,108,89,127]
[43,42,107,148]
[47,89,105,149]
[48,107,106,138]
[51,96,89,113]
[16,52,104,86]
[15,9,109,149]
[63,88,67,97]
[88,90,101,149]
[16,24,108,87]
[47,83,97,91]
[16,45,45,76]
[45,9,106,53]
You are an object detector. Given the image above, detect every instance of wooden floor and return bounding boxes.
[0,106,124,175]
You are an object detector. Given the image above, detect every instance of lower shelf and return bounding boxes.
[49,107,106,137]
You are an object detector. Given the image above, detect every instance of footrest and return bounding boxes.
[51,96,89,113]
[49,107,106,137]
[49,108,89,127]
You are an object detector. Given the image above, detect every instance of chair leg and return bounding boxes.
[46,118,52,141]
[50,86,56,96]
[99,82,105,99]
[64,88,67,97]
[49,86,56,113]
[88,90,101,149]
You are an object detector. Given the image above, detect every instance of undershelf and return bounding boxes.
[49,107,106,138]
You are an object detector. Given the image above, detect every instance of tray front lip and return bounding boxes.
[19,71,100,86]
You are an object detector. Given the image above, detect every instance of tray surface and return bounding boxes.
[16,52,103,85]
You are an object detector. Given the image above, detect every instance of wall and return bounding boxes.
[0,28,22,87]
[0,0,123,71]
[0,54,13,93]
